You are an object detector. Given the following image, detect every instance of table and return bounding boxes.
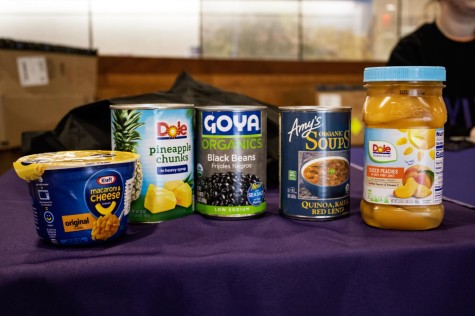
[1,147,475,316]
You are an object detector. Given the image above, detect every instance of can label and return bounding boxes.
[363,127,443,205]
[196,108,267,218]
[280,109,351,220]
[111,106,194,222]
[30,163,135,245]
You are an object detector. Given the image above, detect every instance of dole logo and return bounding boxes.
[97,176,116,185]
[372,144,391,154]
[368,141,397,163]
[157,121,188,139]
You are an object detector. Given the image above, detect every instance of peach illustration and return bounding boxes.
[402,165,434,189]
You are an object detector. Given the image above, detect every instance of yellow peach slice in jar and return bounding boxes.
[363,97,411,124]
[372,205,443,230]
[360,200,444,230]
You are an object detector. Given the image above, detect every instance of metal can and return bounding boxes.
[195,105,267,219]
[110,103,194,223]
[279,106,351,220]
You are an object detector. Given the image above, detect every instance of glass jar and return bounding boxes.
[360,66,447,230]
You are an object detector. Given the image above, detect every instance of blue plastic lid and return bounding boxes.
[364,66,446,82]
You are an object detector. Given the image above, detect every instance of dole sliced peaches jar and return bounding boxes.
[361,66,447,230]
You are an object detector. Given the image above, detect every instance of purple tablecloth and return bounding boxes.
[1,148,475,316]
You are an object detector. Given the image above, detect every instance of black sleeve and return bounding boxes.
[387,36,425,66]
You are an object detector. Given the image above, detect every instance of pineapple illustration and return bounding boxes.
[112,109,145,200]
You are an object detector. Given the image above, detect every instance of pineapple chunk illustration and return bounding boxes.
[174,183,193,208]
[164,180,192,208]
[164,180,185,191]
[144,184,177,213]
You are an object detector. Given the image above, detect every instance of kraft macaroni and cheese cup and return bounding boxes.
[13,150,139,246]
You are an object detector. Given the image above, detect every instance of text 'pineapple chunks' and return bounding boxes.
[164,180,192,208]
[144,184,176,213]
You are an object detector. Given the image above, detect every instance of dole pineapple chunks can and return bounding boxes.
[110,104,195,223]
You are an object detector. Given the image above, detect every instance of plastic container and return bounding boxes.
[13,150,139,245]
[360,66,447,230]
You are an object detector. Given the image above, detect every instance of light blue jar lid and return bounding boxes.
[364,66,446,82]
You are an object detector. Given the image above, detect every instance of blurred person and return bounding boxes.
[387,0,475,141]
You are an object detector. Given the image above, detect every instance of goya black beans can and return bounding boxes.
[195,106,267,219]
[279,106,351,220]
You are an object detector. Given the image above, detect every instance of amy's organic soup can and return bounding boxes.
[13,150,139,245]
[279,106,351,220]
[195,106,267,219]
[111,103,194,223]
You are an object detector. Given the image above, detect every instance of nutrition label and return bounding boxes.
[434,129,444,203]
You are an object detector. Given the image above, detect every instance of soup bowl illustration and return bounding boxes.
[301,156,350,197]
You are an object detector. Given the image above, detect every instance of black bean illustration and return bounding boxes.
[197,171,265,206]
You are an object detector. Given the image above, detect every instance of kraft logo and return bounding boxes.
[372,144,391,154]
[202,111,261,135]
[97,176,116,185]
[157,121,188,139]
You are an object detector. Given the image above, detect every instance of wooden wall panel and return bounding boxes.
[0,57,381,168]
[97,57,383,106]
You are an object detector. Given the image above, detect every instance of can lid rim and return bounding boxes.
[195,105,267,110]
[278,105,352,111]
[110,103,194,109]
